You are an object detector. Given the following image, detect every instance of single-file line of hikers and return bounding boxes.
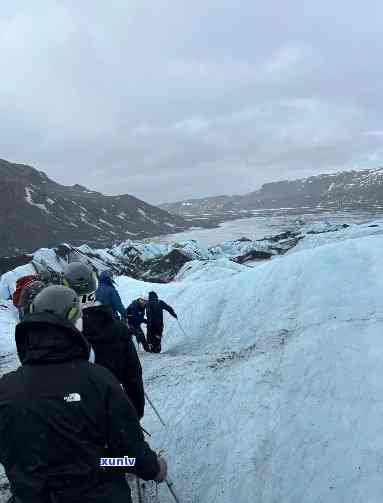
[0,262,184,503]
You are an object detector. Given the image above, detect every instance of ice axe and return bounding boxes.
[165,478,182,503]
[144,391,166,427]
[155,458,182,503]
[136,476,143,503]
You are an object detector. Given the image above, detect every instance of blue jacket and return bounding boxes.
[95,273,126,320]
[126,300,146,329]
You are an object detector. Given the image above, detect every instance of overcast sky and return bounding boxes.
[1,1,383,204]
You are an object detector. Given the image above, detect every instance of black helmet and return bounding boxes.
[23,280,46,305]
[19,281,46,318]
[63,263,97,295]
[30,285,81,325]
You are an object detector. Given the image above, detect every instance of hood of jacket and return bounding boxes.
[15,312,91,365]
[148,291,158,302]
[82,304,117,344]
[98,272,115,286]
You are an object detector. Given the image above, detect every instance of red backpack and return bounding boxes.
[12,275,37,307]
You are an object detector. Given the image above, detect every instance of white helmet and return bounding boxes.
[138,292,148,301]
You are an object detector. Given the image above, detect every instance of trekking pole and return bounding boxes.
[136,476,143,503]
[165,478,181,503]
[177,319,189,338]
[140,426,152,437]
[144,391,166,427]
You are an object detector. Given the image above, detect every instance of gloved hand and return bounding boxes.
[154,456,167,483]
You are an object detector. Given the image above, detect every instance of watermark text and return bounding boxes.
[100,456,136,467]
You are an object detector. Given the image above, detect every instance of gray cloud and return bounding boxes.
[1,1,383,203]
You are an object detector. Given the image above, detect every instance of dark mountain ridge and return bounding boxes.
[161,168,383,216]
[0,159,190,256]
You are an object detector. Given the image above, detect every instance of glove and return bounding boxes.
[154,456,167,483]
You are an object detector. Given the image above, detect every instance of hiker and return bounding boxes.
[31,260,63,285]
[17,280,46,321]
[55,242,72,262]
[96,270,126,321]
[54,242,80,264]
[64,263,145,419]
[126,294,151,352]
[146,291,177,353]
[12,274,39,315]
[12,267,59,320]
[55,243,99,277]
[0,285,167,503]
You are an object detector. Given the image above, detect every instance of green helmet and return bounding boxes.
[30,285,81,325]
[63,262,97,295]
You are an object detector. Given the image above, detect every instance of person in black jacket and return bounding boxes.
[0,285,167,503]
[63,263,145,419]
[146,291,177,353]
[82,303,145,419]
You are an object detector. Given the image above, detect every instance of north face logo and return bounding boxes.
[64,393,81,403]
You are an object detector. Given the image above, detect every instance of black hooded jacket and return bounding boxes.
[146,291,177,335]
[0,313,159,503]
[82,304,145,419]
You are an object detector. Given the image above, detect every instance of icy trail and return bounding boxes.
[114,234,383,502]
[0,233,383,502]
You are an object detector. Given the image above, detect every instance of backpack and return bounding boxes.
[12,275,37,307]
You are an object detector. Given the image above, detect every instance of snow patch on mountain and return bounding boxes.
[98,218,114,227]
[24,187,50,214]
[137,208,159,224]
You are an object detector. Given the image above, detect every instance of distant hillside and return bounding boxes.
[0,159,191,256]
[161,168,383,216]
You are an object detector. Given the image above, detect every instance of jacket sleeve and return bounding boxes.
[160,300,177,318]
[120,327,145,419]
[110,287,126,320]
[105,377,159,480]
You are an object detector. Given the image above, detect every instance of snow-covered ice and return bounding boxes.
[0,216,383,501]
[114,233,383,502]
[153,209,381,247]
[174,257,248,282]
